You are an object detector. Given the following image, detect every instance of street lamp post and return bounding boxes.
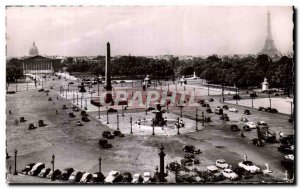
[51,154,55,181]
[202,111,205,127]
[251,96,254,108]
[106,107,109,124]
[158,144,167,183]
[76,93,79,105]
[13,149,17,175]
[117,114,120,130]
[167,84,169,92]
[130,116,133,134]
[99,157,102,173]
[73,92,75,103]
[269,94,272,108]
[208,82,210,96]
[80,96,83,108]
[196,108,198,131]
[235,87,238,105]
[152,119,155,135]
[98,105,101,119]
[177,104,184,118]
[122,105,124,117]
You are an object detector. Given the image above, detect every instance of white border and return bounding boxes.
[0,1,298,189]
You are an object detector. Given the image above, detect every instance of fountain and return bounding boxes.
[152,103,167,126]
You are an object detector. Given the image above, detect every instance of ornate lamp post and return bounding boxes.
[51,154,55,181]
[177,120,180,135]
[152,118,155,135]
[73,91,75,103]
[13,149,17,175]
[122,105,124,117]
[158,144,167,183]
[130,116,133,134]
[80,96,83,108]
[269,93,272,108]
[202,111,205,127]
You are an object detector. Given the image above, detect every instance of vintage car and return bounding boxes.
[121,172,133,183]
[102,131,115,139]
[132,173,143,183]
[251,138,265,147]
[278,144,294,154]
[243,122,257,131]
[99,139,112,148]
[60,168,75,181]
[80,172,94,183]
[238,161,260,173]
[244,109,251,115]
[222,105,229,110]
[230,125,241,131]
[104,170,123,183]
[215,159,229,169]
[206,165,224,181]
[229,108,238,112]
[143,172,152,183]
[113,130,125,138]
[37,168,51,178]
[81,116,90,122]
[22,163,36,175]
[91,172,105,183]
[206,108,213,113]
[69,112,76,118]
[29,163,45,176]
[107,108,118,113]
[183,145,201,154]
[46,169,62,180]
[239,117,248,122]
[69,170,84,182]
[281,154,294,169]
[221,169,239,180]
[215,107,223,115]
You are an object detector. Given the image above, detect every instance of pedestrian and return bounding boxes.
[57,96,58,100]
[56,110,58,114]
[8,110,12,114]
[241,131,245,138]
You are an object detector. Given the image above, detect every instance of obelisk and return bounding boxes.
[105,42,113,103]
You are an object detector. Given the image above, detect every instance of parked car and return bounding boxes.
[113,130,125,138]
[215,107,223,115]
[60,168,74,181]
[281,154,294,169]
[37,168,51,178]
[68,82,74,85]
[280,135,294,145]
[230,125,241,131]
[81,110,89,116]
[76,121,83,126]
[104,170,123,183]
[220,114,229,121]
[143,172,152,183]
[69,112,76,118]
[132,173,143,183]
[251,138,265,147]
[257,121,267,126]
[181,158,194,167]
[278,144,294,154]
[258,106,265,111]
[229,108,238,112]
[71,106,79,112]
[81,116,90,122]
[121,172,133,183]
[22,163,36,175]
[183,145,201,154]
[91,172,105,183]
[80,172,93,183]
[221,169,239,180]
[7,91,16,94]
[168,161,182,173]
[102,131,115,139]
[215,159,229,169]
[239,117,248,122]
[69,170,84,182]
[29,163,45,176]
[146,106,155,111]
[107,108,118,113]
[28,123,37,130]
[208,98,214,102]
[206,165,224,181]
[184,154,195,159]
[238,161,260,173]
[46,169,62,180]
[244,122,257,130]
[222,105,229,110]
[244,109,251,115]
[233,167,252,179]
[198,99,205,104]
[99,139,112,148]
[206,108,212,113]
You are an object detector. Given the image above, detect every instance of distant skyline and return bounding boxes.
[6,6,293,57]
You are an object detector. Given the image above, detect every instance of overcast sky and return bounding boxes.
[6,6,293,57]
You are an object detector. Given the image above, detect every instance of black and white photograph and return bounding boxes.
[5,4,295,184]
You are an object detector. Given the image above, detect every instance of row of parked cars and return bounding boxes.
[169,156,262,183]
[21,162,155,183]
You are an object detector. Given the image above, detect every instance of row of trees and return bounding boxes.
[6,54,294,93]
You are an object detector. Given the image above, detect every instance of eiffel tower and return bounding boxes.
[260,10,280,57]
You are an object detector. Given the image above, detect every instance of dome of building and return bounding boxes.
[29,42,39,56]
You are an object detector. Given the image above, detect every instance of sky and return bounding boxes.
[6,6,293,57]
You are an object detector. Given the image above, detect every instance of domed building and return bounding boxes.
[29,42,39,56]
